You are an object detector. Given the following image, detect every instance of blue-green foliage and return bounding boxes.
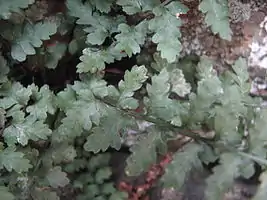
[0,0,267,200]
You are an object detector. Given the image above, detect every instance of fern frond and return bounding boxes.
[116,0,160,15]
[0,147,32,173]
[145,67,189,126]
[0,186,15,200]
[11,21,57,61]
[125,127,161,176]
[161,142,203,189]
[83,109,134,153]
[205,153,242,200]
[199,0,232,40]
[118,65,148,109]
[114,21,148,57]
[0,0,34,20]
[148,1,188,63]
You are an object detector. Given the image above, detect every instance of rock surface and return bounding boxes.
[160,0,267,199]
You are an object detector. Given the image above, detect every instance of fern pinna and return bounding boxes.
[0,0,267,200]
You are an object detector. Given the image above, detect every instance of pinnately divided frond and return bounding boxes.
[199,0,233,40]
[11,21,57,62]
[161,143,203,189]
[0,0,34,20]
[149,1,188,63]
[205,153,243,200]
[199,0,232,40]
[116,0,160,15]
[125,128,161,176]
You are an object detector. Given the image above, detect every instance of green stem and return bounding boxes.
[221,143,267,166]
[161,0,173,6]
[237,151,267,166]
[97,96,267,166]
[97,96,214,143]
